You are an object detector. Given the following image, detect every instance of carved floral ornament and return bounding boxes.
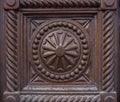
[4,0,116,9]
[31,20,90,82]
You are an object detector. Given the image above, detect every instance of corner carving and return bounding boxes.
[101,0,117,9]
[4,0,19,10]
[100,92,117,102]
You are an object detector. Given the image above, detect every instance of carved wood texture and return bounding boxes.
[6,10,18,92]
[20,0,100,8]
[3,0,117,102]
[102,11,115,92]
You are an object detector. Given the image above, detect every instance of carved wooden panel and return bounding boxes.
[30,19,91,83]
[1,0,118,102]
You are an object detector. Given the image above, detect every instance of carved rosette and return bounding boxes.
[41,29,80,73]
[31,20,90,82]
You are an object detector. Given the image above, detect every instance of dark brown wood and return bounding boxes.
[0,0,119,102]
[117,0,120,101]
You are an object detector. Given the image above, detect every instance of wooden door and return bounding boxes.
[0,0,119,102]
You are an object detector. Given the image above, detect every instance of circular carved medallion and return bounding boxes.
[31,20,90,82]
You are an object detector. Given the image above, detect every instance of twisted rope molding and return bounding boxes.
[102,11,115,92]
[6,10,18,92]
[20,0,100,8]
[20,95,100,102]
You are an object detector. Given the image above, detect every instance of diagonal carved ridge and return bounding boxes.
[6,10,18,92]
[20,0,100,8]
[102,11,115,92]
